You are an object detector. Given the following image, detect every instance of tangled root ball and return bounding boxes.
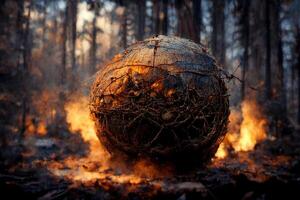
[90,35,229,168]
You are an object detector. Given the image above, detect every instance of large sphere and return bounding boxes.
[90,35,229,167]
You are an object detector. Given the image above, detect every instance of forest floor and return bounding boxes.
[0,127,300,200]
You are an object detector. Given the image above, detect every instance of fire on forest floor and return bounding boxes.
[4,92,300,199]
[17,93,290,186]
[215,99,268,158]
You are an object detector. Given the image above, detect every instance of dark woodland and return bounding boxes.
[1,0,300,199]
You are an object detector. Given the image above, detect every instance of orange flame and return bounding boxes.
[26,118,47,136]
[64,96,109,163]
[215,99,268,158]
[45,95,166,183]
[215,142,227,159]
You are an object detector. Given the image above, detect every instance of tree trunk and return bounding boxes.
[61,1,68,85]
[90,1,100,75]
[121,6,128,49]
[69,0,78,73]
[162,0,168,35]
[265,0,272,100]
[81,36,85,70]
[20,1,32,138]
[296,27,300,124]
[20,98,27,136]
[152,0,168,35]
[192,0,201,43]
[175,0,194,40]
[240,0,250,100]
[52,2,58,42]
[41,0,48,50]
[298,61,300,124]
[136,0,146,40]
[275,0,287,114]
[291,58,295,107]
[153,0,160,35]
[16,0,24,70]
[23,1,32,72]
[211,0,225,67]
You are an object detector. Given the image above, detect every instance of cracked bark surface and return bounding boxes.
[90,35,229,168]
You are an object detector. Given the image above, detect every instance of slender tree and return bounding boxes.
[152,0,168,35]
[90,0,101,75]
[153,0,160,35]
[0,0,23,154]
[136,0,146,40]
[61,1,69,85]
[20,0,32,137]
[69,0,78,73]
[296,26,300,123]
[192,0,201,43]
[265,0,272,100]
[16,0,25,70]
[121,6,128,48]
[23,1,32,72]
[41,0,48,50]
[162,0,168,35]
[175,0,197,42]
[275,0,286,114]
[211,0,226,66]
[235,0,250,100]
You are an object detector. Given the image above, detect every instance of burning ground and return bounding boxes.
[1,0,300,199]
[1,91,300,200]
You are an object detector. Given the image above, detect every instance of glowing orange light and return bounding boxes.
[215,99,268,159]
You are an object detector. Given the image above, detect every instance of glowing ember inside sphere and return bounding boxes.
[90,35,229,167]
